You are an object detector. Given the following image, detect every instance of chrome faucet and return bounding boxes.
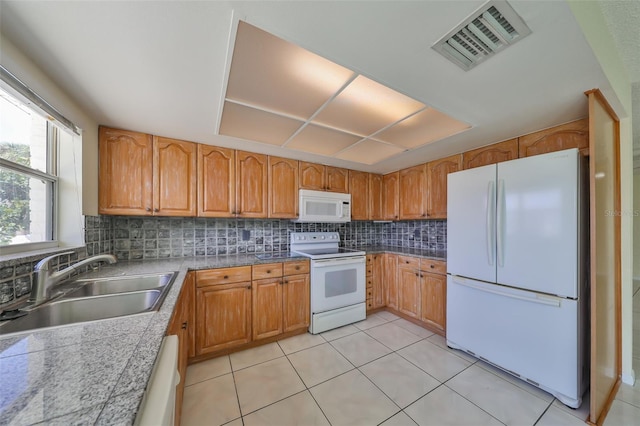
[30,253,117,305]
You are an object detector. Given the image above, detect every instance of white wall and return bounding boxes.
[635,172,640,280]
[569,0,635,385]
[0,32,99,216]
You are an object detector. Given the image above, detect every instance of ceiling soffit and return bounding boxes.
[219,21,471,165]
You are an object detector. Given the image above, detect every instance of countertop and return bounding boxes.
[0,248,445,425]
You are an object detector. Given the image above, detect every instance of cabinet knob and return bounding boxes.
[267,270,271,274]
[295,266,300,270]
[181,322,187,330]
[146,207,151,212]
[224,275,228,279]
[415,273,419,277]
[246,285,251,289]
[154,208,159,213]
[430,264,434,269]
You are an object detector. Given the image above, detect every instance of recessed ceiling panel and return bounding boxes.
[375,107,471,148]
[287,124,362,156]
[335,139,405,165]
[312,75,425,136]
[219,101,303,146]
[226,21,354,120]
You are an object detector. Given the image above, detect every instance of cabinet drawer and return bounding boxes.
[398,255,420,269]
[196,266,252,287]
[283,260,310,276]
[420,259,446,275]
[252,263,283,279]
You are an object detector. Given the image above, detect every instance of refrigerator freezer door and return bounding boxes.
[447,275,584,407]
[496,149,579,298]
[447,164,497,283]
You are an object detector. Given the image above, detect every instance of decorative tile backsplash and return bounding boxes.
[0,215,446,309]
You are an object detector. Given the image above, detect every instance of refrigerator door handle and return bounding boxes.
[451,276,561,307]
[496,179,505,267]
[486,181,496,266]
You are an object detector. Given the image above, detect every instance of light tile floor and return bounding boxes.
[182,311,612,426]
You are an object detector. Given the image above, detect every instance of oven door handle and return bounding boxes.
[312,256,366,268]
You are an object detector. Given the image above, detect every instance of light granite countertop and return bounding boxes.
[0,248,444,425]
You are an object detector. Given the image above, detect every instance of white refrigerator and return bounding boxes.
[446,148,588,408]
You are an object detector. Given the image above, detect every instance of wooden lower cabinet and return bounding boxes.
[252,277,283,340]
[420,272,446,333]
[372,254,385,308]
[282,273,310,332]
[398,265,421,319]
[166,272,193,426]
[195,268,252,355]
[384,254,398,310]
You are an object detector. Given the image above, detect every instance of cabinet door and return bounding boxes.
[98,127,153,215]
[382,172,399,220]
[283,274,310,332]
[369,174,383,220]
[426,154,461,219]
[196,281,251,355]
[398,266,421,319]
[326,166,349,193]
[518,118,589,158]
[349,170,369,220]
[153,136,197,216]
[268,156,299,218]
[299,162,325,191]
[236,151,268,218]
[463,139,518,169]
[421,272,446,333]
[253,277,283,340]
[198,145,235,217]
[399,164,427,219]
[384,254,398,310]
[372,254,385,308]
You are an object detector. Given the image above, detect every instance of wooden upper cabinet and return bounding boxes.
[299,161,325,191]
[426,154,461,219]
[153,136,197,216]
[299,162,349,193]
[399,164,427,220]
[382,172,399,220]
[198,145,235,217]
[268,156,298,218]
[98,127,153,215]
[236,151,268,218]
[326,166,349,193]
[369,174,383,220]
[518,118,589,158]
[349,170,369,220]
[463,139,518,169]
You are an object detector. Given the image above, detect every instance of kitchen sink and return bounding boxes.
[65,272,175,297]
[0,271,178,336]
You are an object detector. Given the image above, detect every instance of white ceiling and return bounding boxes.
[0,0,629,173]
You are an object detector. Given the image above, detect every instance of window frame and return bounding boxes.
[0,114,60,254]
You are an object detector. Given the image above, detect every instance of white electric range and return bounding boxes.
[290,232,366,334]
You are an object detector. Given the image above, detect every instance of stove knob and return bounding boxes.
[321,236,325,239]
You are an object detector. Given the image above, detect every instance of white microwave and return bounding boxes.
[297,189,351,223]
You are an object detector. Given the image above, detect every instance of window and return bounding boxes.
[0,88,58,248]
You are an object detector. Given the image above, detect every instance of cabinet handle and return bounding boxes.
[267,270,271,273]
[295,266,300,270]
[284,280,289,284]
[154,208,159,213]
[246,285,251,289]
[224,275,228,279]
[415,273,419,277]
[430,264,434,269]
[181,322,187,330]
[146,207,151,212]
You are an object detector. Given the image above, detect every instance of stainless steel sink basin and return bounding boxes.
[0,271,178,335]
[65,272,174,297]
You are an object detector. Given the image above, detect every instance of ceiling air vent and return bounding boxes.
[432,0,531,71]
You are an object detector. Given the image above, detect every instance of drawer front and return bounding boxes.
[420,259,446,275]
[196,266,252,287]
[283,260,310,276]
[253,263,283,279]
[398,255,420,269]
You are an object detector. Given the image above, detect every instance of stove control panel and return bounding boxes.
[291,232,340,243]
